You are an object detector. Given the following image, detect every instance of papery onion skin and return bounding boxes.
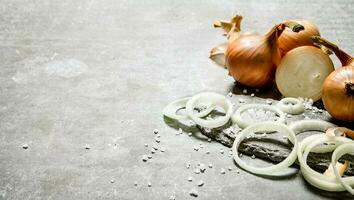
[278,19,320,56]
[275,46,334,101]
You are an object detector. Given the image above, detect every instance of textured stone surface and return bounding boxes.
[0,0,353,199]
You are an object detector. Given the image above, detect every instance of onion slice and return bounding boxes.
[332,143,354,195]
[232,122,298,176]
[186,92,233,129]
[298,134,354,191]
[276,97,304,115]
[232,104,285,128]
[163,97,214,120]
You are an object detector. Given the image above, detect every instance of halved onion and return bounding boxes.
[276,97,304,115]
[232,104,285,128]
[186,92,233,129]
[276,46,334,101]
[232,122,298,176]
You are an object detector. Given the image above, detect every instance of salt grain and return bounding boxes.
[197,181,204,187]
[22,144,29,149]
[189,188,198,197]
[142,155,148,162]
[188,177,193,182]
[220,168,226,174]
[153,129,159,134]
[251,155,256,159]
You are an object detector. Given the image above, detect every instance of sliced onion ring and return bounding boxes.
[232,122,298,176]
[232,104,285,128]
[186,92,233,129]
[276,97,304,115]
[298,134,354,192]
[332,143,354,195]
[163,97,214,120]
[289,119,336,153]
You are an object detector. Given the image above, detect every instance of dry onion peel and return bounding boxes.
[186,92,233,129]
[232,122,298,176]
[332,143,354,195]
[232,104,285,129]
[210,43,228,68]
[323,161,349,178]
[298,134,354,191]
[311,36,354,122]
[276,46,335,101]
[276,97,304,115]
[163,97,215,120]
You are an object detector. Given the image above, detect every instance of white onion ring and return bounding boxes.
[186,92,233,129]
[289,119,336,153]
[232,122,298,175]
[332,143,354,195]
[298,134,354,191]
[232,104,285,128]
[276,97,304,115]
[163,97,214,120]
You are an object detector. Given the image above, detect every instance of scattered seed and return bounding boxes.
[178,128,183,134]
[220,168,226,174]
[194,168,201,174]
[239,153,243,157]
[160,147,166,152]
[188,177,193,182]
[153,129,159,134]
[266,99,272,105]
[144,144,148,147]
[142,155,148,162]
[85,144,91,150]
[205,151,210,154]
[208,163,213,168]
[189,188,199,197]
[228,167,232,171]
[207,138,211,143]
[134,182,138,186]
[147,182,152,187]
[243,89,248,94]
[188,132,192,136]
[110,179,115,183]
[228,92,233,97]
[151,149,156,154]
[193,146,199,151]
[156,134,160,138]
[251,93,255,97]
[152,145,159,150]
[197,180,204,187]
[236,170,240,174]
[220,149,224,154]
[200,164,206,173]
[186,162,191,169]
[22,144,29,149]
[251,155,256,159]
[147,154,153,159]
[169,195,176,200]
[238,98,245,103]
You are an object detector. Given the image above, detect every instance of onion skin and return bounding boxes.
[278,20,320,56]
[322,66,354,122]
[312,36,354,122]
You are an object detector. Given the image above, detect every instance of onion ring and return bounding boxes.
[232,122,298,175]
[186,92,233,129]
[232,104,285,128]
[332,143,354,195]
[163,97,214,120]
[276,97,304,115]
[298,134,354,191]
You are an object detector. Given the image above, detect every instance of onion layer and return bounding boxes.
[232,122,298,176]
[332,143,354,195]
[232,104,285,128]
[276,97,304,115]
[186,92,233,129]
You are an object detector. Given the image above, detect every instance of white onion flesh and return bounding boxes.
[277,97,304,115]
[275,46,334,101]
[332,143,354,195]
[186,92,233,129]
[232,122,298,176]
[232,104,285,128]
[163,97,214,120]
[298,134,354,192]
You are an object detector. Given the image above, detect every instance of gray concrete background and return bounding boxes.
[0,0,353,199]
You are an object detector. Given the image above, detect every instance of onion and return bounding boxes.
[276,97,304,115]
[232,104,285,128]
[278,19,320,56]
[298,134,354,192]
[214,15,304,87]
[163,97,214,120]
[186,92,233,129]
[331,143,354,195]
[311,36,354,122]
[275,46,335,101]
[232,122,298,176]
